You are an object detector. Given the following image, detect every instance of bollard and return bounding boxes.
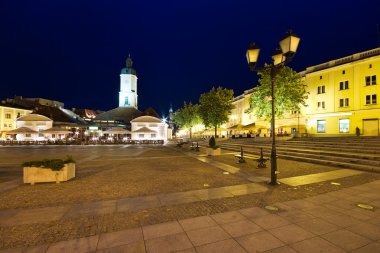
[195,142,200,151]
[239,146,246,163]
[257,147,267,168]
[190,142,195,150]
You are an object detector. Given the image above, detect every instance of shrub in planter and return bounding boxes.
[356,127,360,137]
[207,136,221,156]
[23,156,76,184]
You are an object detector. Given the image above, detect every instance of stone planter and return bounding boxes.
[206,147,221,156]
[23,163,75,185]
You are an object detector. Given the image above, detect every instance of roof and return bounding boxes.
[74,108,98,118]
[103,127,131,134]
[132,127,157,133]
[17,114,52,122]
[40,127,71,134]
[131,115,162,123]
[6,127,38,134]
[0,102,31,111]
[141,107,160,118]
[95,107,142,123]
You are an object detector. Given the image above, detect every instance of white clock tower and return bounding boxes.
[119,55,138,109]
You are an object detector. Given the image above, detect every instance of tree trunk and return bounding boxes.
[190,128,192,139]
[214,125,217,137]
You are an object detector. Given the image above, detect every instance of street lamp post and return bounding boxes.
[246,30,300,185]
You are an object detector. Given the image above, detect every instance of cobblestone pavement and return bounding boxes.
[3,179,380,252]
[1,145,380,251]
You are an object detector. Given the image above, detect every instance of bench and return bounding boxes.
[190,141,200,151]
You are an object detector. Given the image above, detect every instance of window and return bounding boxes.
[320,76,322,80]
[339,81,349,90]
[317,101,325,109]
[339,98,349,107]
[138,134,144,138]
[38,134,44,137]
[365,75,376,86]
[317,120,326,133]
[317,85,325,94]
[342,70,345,75]
[124,97,129,106]
[369,64,372,68]
[5,113,11,119]
[366,94,377,105]
[151,134,156,138]
[17,113,21,118]
[339,119,350,133]
[52,134,56,138]
[25,134,31,137]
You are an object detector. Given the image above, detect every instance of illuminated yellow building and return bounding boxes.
[304,47,380,136]
[0,104,32,138]
[229,47,380,137]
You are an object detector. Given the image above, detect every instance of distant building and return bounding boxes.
[131,116,168,142]
[94,55,163,128]
[13,114,53,141]
[7,96,64,108]
[0,102,32,138]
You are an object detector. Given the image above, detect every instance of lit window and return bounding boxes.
[339,81,349,90]
[317,120,326,133]
[339,98,349,107]
[339,119,349,133]
[366,76,371,86]
[366,94,377,105]
[317,85,326,94]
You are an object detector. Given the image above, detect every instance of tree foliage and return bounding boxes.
[246,65,308,119]
[198,87,234,136]
[173,102,201,138]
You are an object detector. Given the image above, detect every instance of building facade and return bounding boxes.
[0,104,32,138]
[119,55,138,109]
[229,47,380,137]
[131,116,168,142]
[304,47,380,136]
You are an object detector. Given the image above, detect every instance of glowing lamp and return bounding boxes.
[272,48,285,66]
[246,43,260,70]
[279,30,300,57]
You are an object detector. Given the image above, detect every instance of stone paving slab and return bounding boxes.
[0,182,267,227]
[279,169,363,186]
[6,179,380,252]
[194,156,240,174]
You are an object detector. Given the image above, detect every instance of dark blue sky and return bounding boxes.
[1,0,379,116]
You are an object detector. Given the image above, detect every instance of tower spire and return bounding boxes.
[126,54,133,68]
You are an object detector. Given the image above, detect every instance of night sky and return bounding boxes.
[1,1,379,116]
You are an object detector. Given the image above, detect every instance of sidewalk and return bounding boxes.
[5,179,380,253]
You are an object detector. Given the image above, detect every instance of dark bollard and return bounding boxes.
[238,146,246,163]
[190,142,195,150]
[257,147,267,168]
[195,142,200,151]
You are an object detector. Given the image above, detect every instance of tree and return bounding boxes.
[173,102,201,139]
[198,87,234,137]
[246,65,308,119]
